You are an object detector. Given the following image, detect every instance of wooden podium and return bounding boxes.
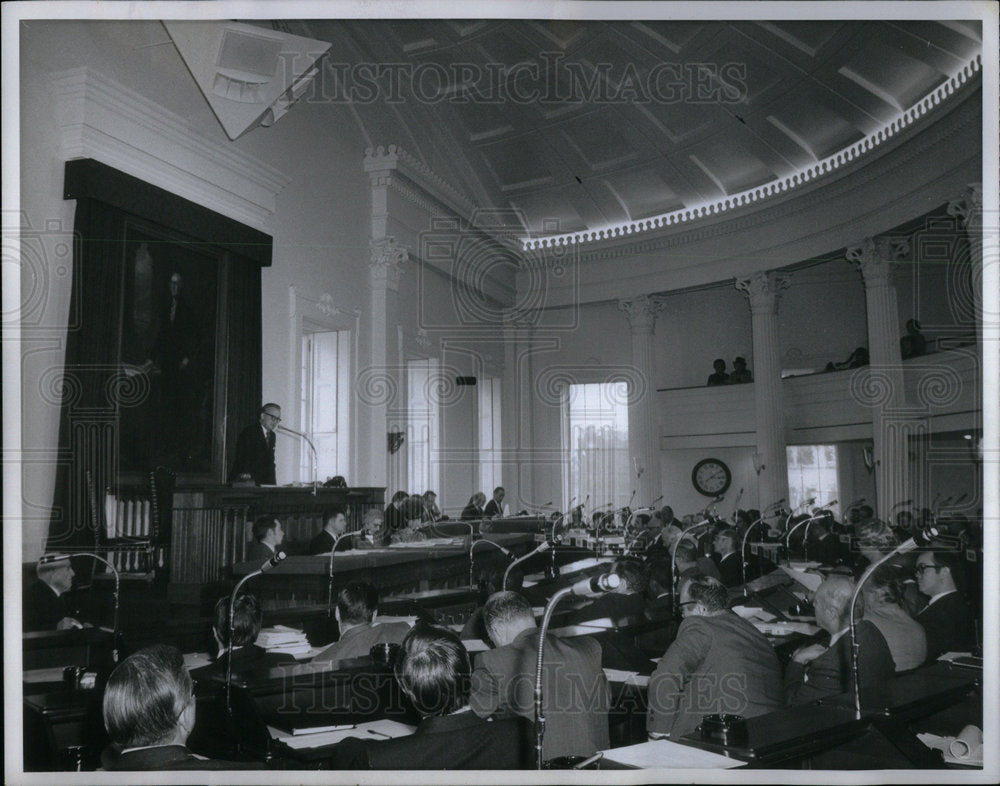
[167,485,384,603]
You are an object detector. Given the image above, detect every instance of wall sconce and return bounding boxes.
[863,445,875,472]
[387,431,405,455]
[965,433,983,464]
[752,452,765,474]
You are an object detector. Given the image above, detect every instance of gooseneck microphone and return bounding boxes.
[276,424,319,495]
[570,572,621,598]
[502,541,551,590]
[227,550,286,712]
[327,531,361,618]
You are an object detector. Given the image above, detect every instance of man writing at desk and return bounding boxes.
[229,403,281,485]
[23,554,84,631]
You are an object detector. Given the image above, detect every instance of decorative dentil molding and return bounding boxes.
[364,144,477,224]
[947,182,984,227]
[49,67,289,232]
[369,237,408,291]
[618,295,666,333]
[846,236,911,286]
[735,271,791,314]
[520,54,982,251]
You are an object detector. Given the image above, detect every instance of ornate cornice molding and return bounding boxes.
[735,271,791,314]
[364,144,478,224]
[50,67,289,232]
[521,55,982,252]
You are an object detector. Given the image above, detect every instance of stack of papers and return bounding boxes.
[256,625,312,656]
[601,739,745,768]
[603,668,650,687]
[391,537,463,548]
[732,606,777,622]
[269,719,417,750]
[752,620,821,637]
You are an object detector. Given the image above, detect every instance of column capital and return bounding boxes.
[846,236,910,285]
[735,270,790,314]
[369,237,407,291]
[618,295,666,334]
[946,183,983,226]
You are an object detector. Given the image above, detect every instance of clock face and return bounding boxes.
[692,458,732,497]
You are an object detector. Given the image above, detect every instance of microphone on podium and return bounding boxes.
[260,551,287,573]
[570,572,620,598]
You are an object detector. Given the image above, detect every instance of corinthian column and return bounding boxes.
[847,236,911,519]
[948,183,985,355]
[360,237,406,488]
[618,295,665,506]
[736,271,790,511]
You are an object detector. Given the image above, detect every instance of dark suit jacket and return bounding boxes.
[714,551,743,587]
[470,628,609,761]
[189,644,295,683]
[561,591,645,626]
[307,529,357,555]
[484,499,503,518]
[647,611,783,738]
[384,504,406,532]
[784,620,895,705]
[245,541,276,564]
[917,591,973,662]
[460,503,484,521]
[812,532,842,566]
[229,423,275,485]
[103,744,264,771]
[311,621,411,665]
[332,712,531,769]
[23,579,74,630]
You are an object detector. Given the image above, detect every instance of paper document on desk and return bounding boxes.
[462,638,490,652]
[601,739,744,768]
[374,615,417,627]
[270,719,417,749]
[732,605,777,622]
[779,565,823,592]
[753,621,821,636]
[603,669,649,687]
[390,537,463,548]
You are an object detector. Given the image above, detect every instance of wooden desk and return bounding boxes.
[231,534,535,608]
[23,628,114,672]
[23,688,108,771]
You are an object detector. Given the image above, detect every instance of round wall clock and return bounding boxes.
[691,458,732,497]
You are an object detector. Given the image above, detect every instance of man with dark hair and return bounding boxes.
[675,540,722,582]
[308,506,354,554]
[647,574,783,740]
[384,490,409,532]
[862,565,927,671]
[247,517,283,563]
[23,555,83,631]
[707,358,729,385]
[229,403,281,485]
[332,626,530,769]
[311,582,410,666]
[785,575,895,705]
[483,486,505,518]
[421,490,446,522]
[914,548,973,661]
[190,594,293,681]
[101,644,261,770]
[712,528,744,587]
[730,356,753,383]
[470,590,609,762]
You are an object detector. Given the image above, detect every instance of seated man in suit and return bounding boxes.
[564,558,647,625]
[421,490,447,522]
[483,486,506,518]
[101,644,262,770]
[308,506,354,555]
[23,554,84,631]
[470,590,609,762]
[785,575,895,705]
[861,565,926,671]
[311,582,410,666]
[711,528,744,587]
[331,626,530,769]
[384,490,409,532]
[808,516,842,566]
[461,491,487,521]
[190,594,295,682]
[354,508,389,549]
[914,548,974,662]
[246,516,284,563]
[647,574,783,740]
[675,540,722,582]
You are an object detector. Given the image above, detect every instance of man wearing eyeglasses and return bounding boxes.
[914,549,973,662]
[647,574,782,740]
[229,403,281,485]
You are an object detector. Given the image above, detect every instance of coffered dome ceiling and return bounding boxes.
[266,18,982,246]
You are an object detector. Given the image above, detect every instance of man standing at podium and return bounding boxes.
[229,403,280,485]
